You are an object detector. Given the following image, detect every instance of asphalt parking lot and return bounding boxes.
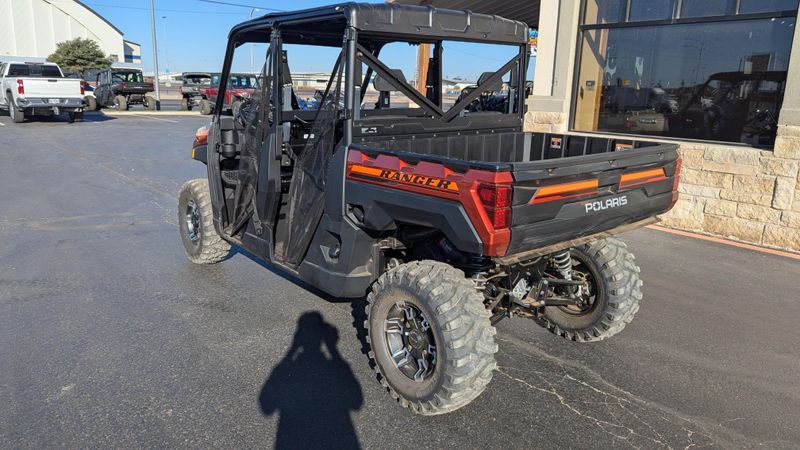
[1,112,799,449]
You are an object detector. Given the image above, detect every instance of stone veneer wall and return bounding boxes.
[524,112,800,253]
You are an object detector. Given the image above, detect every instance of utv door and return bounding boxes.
[209,42,281,257]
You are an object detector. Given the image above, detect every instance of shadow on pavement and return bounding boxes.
[259,311,363,449]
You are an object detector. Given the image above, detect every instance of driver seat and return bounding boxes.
[373,69,408,109]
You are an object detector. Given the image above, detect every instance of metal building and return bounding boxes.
[0,0,139,64]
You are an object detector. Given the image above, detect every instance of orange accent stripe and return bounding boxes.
[531,179,599,204]
[348,164,460,193]
[620,168,667,188]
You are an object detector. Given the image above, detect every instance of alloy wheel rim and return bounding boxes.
[384,301,437,382]
[185,199,201,243]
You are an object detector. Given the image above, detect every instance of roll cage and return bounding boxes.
[213,2,530,134]
[207,2,531,274]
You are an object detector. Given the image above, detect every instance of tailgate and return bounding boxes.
[20,78,82,99]
[122,82,153,94]
[507,144,680,255]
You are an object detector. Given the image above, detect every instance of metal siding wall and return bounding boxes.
[51,5,71,45]
[12,0,36,57]
[0,0,17,58]
[32,0,55,57]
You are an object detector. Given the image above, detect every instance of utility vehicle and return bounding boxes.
[92,67,155,111]
[198,72,257,116]
[178,3,681,415]
[180,72,213,111]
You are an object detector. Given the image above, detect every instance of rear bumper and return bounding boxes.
[16,97,84,110]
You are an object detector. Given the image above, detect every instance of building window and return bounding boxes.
[573,0,798,148]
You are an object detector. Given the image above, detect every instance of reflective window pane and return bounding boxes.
[584,0,627,24]
[573,18,795,147]
[739,0,800,14]
[629,0,676,21]
[681,0,736,17]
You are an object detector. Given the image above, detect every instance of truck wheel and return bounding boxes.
[114,95,128,111]
[199,99,212,115]
[7,95,24,123]
[144,96,156,110]
[178,179,231,264]
[366,260,498,415]
[67,111,83,123]
[85,96,97,111]
[536,238,642,342]
[231,100,241,118]
[180,98,189,111]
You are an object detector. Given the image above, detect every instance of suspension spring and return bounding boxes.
[552,250,573,280]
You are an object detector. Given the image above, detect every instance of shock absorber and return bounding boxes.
[552,250,573,280]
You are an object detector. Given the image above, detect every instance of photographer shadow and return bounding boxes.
[259,311,363,449]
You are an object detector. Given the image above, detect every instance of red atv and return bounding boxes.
[198,72,257,116]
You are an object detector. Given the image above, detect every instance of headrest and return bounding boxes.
[477,71,503,92]
[373,69,408,92]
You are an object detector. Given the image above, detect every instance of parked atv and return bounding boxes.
[180,72,212,111]
[178,3,681,415]
[198,72,257,116]
[92,68,156,111]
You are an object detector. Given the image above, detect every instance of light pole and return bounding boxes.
[162,16,168,74]
[249,8,259,73]
[149,0,161,110]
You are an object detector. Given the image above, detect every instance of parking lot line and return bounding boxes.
[647,224,800,260]
[135,115,180,124]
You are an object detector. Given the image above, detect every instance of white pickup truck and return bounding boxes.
[0,61,85,123]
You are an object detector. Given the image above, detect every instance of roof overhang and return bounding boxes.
[389,0,539,28]
[232,2,529,46]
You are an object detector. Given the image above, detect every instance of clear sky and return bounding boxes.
[80,0,534,81]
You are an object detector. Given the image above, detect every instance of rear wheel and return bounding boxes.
[178,179,231,264]
[144,96,156,110]
[67,111,83,123]
[535,238,642,342]
[199,99,212,115]
[114,95,128,111]
[8,95,24,123]
[366,260,498,415]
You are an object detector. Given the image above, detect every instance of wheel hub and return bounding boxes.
[384,301,436,382]
[185,199,201,243]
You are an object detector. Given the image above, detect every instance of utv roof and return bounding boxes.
[230,2,529,46]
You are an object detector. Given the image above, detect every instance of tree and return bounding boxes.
[47,38,114,76]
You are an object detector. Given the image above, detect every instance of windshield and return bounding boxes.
[8,64,62,77]
[112,71,144,83]
[230,74,257,89]
[183,75,211,85]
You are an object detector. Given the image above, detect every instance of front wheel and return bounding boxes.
[178,179,231,264]
[366,260,498,415]
[180,98,189,111]
[535,238,642,342]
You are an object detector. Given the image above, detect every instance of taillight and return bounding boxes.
[80,80,85,95]
[477,184,512,229]
[16,79,24,95]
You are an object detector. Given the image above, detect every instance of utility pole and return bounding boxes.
[149,0,161,110]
